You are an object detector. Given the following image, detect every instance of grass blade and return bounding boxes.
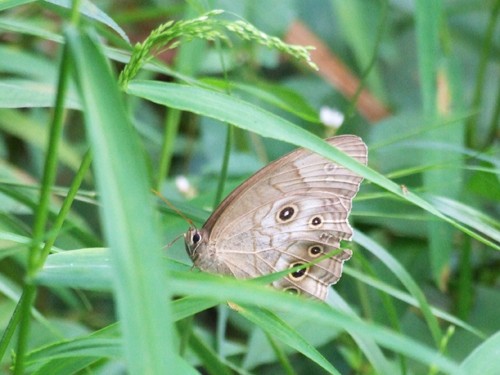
[65,27,176,373]
[127,81,499,250]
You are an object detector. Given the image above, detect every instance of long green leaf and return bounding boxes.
[0,0,34,11]
[126,81,499,250]
[239,305,340,375]
[328,291,393,374]
[65,27,176,374]
[460,331,500,375]
[356,231,442,346]
[343,267,484,338]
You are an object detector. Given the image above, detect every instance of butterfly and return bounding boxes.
[185,135,367,300]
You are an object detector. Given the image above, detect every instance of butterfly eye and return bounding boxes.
[192,232,201,244]
[289,262,307,280]
[308,245,323,258]
[277,204,298,223]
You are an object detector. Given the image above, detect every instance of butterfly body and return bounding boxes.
[185,135,367,300]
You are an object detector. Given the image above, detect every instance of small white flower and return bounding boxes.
[320,106,344,129]
[175,176,197,199]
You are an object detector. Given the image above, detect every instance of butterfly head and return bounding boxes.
[184,227,204,261]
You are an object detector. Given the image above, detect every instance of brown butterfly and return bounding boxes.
[185,135,367,300]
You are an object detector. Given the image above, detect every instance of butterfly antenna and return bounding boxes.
[151,189,196,228]
[165,233,184,250]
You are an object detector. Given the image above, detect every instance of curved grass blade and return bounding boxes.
[126,81,499,250]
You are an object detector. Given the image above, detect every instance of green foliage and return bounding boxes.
[0,0,499,374]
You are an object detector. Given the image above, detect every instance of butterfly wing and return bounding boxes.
[194,135,367,299]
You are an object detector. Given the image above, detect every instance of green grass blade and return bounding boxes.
[428,195,500,244]
[332,0,387,100]
[460,331,500,375]
[126,81,499,250]
[343,267,485,338]
[328,291,394,374]
[356,231,443,345]
[65,27,176,373]
[0,80,80,109]
[416,0,466,287]
[239,305,340,375]
[44,0,130,43]
[0,0,34,11]
[188,332,233,375]
[0,109,82,171]
[202,78,320,123]
[168,272,463,374]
